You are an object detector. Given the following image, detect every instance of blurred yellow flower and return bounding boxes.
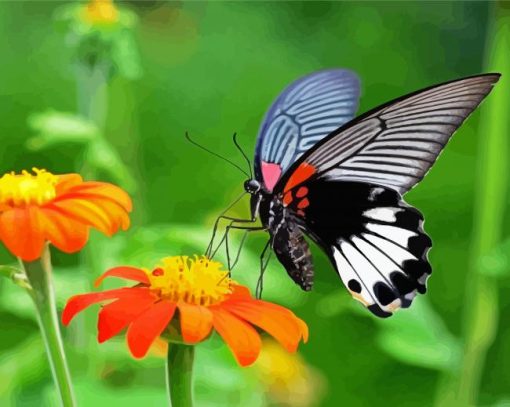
[255,339,326,407]
[82,0,119,25]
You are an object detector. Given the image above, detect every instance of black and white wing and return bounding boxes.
[276,74,500,195]
[284,180,432,317]
[254,69,360,191]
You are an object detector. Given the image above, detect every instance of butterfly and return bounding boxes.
[227,69,500,318]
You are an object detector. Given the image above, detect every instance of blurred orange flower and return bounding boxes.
[0,168,131,261]
[62,256,308,366]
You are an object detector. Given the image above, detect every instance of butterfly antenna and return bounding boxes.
[232,133,253,179]
[185,132,250,177]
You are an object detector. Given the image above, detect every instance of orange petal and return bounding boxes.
[48,199,115,235]
[260,301,308,343]
[0,203,12,212]
[0,206,45,261]
[211,307,261,367]
[62,287,149,326]
[38,207,89,254]
[226,284,252,300]
[127,300,176,358]
[177,302,213,344]
[50,194,130,235]
[55,174,83,195]
[225,300,304,352]
[85,197,130,231]
[97,293,156,343]
[296,317,309,343]
[56,193,130,228]
[95,266,150,287]
[64,182,132,212]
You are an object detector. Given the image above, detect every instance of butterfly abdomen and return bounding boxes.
[272,222,314,291]
[263,196,315,291]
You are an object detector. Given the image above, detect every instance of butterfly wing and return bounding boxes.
[273,73,500,316]
[286,179,431,317]
[275,73,500,195]
[254,69,360,192]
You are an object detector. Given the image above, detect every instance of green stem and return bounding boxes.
[22,245,76,407]
[166,344,195,407]
[435,3,510,406]
[76,63,109,130]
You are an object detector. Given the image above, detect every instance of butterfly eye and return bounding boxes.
[244,179,261,194]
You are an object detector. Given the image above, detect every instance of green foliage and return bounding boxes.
[373,299,461,372]
[27,110,99,148]
[27,110,136,191]
[320,290,461,371]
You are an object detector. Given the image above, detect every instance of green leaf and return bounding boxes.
[478,237,510,278]
[84,139,137,192]
[0,335,47,401]
[492,400,510,407]
[0,265,31,290]
[314,289,352,318]
[372,299,461,371]
[0,265,21,280]
[44,380,168,407]
[0,265,89,320]
[111,31,143,80]
[321,288,461,371]
[26,110,99,150]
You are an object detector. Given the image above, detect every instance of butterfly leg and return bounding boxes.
[228,229,249,270]
[223,223,265,273]
[207,216,258,258]
[256,238,273,299]
[205,192,252,257]
[209,218,259,259]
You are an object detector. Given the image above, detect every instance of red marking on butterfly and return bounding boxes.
[297,198,310,209]
[296,186,308,198]
[283,191,293,206]
[285,162,316,192]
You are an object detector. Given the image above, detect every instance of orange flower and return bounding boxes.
[0,168,131,261]
[62,256,308,366]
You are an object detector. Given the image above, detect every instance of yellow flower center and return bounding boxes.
[0,168,58,207]
[83,0,119,25]
[146,256,234,306]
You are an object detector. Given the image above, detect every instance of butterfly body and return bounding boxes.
[242,70,500,317]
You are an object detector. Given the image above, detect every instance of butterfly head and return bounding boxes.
[244,179,261,195]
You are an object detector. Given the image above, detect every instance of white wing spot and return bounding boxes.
[332,246,375,307]
[363,207,402,223]
[365,223,417,248]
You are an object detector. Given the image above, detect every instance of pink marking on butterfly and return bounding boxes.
[261,161,282,191]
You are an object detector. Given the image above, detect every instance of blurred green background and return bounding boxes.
[0,1,509,406]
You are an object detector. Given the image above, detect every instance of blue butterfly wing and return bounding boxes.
[254,69,361,191]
